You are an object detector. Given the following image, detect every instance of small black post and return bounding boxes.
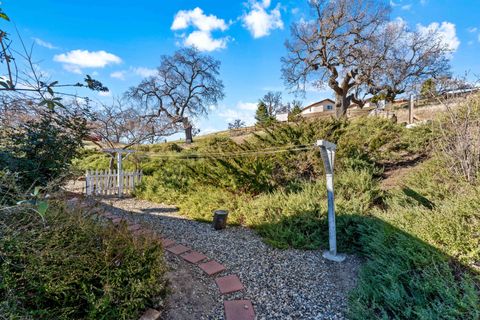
[213,210,228,230]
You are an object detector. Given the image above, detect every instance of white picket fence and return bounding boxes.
[85,169,142,196]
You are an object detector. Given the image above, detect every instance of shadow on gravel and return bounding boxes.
[140,207,179,214]
[256,212,480,319]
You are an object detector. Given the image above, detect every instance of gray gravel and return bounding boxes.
[97,197,361,320]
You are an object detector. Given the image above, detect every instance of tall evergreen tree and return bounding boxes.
[255,101,274,126]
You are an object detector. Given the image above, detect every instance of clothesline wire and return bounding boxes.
[134,145,317,160]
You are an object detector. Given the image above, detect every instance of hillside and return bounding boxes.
[74,94,480,319]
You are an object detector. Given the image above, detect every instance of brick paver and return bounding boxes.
[166,244,191,255]
[224,300,255,320]
[215,274,244,294]
[198,260,226,275]
[181,251,208,264]
[133,228,152,237]
[161,238,176,248]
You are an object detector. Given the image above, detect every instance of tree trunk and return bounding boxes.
[183,118,193,144]
[335,94,350,118]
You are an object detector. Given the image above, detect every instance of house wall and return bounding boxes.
[276,113,289,122]
[301,101,335,115]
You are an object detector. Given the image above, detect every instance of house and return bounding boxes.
[275,112,289,122]
[300,99,335,116]
[349,98,375,109]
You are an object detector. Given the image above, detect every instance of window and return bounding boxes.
[326,105,333,110]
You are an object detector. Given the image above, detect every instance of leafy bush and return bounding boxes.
[0,115,86,190]
[0,205,168,319]
[0,170,23,205]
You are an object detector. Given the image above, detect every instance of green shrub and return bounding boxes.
[348,217,479,320]
[0,205,168,319]
[380,157,480,268]
[0,116,86,190]
[344,155,480,319]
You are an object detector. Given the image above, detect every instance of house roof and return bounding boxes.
[301,99,335,112]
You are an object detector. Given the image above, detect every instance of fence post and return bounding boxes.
[408,95,414,124]
[85,170,90,195]
[117,152,123,197]
[316,140,346,262]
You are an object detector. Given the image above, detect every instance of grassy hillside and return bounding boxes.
[74,98,480,319]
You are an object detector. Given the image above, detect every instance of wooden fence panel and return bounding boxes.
[85,170,142,196]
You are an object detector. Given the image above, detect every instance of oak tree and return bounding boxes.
[128,48,224,143]
[282,0,451,116]
[282,0,389,117]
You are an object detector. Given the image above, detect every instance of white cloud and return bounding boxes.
[478,34,480,42]
[467,27,478,33]
[32,37,57,49]
[420,0,428,5]
[171,7,229,52]
[237,101,258,110]
[98,91,112,97]
[54,50,122,73]
[110,70,126,80]
[417,21,460,52]
[401,4,412,10]
[132,66,157,78]
[172,7,228,32]
[243,1,284,38]
[184,30,228,52]
[108,67,158,81]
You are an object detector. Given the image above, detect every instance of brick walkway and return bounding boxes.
[104,210,255,320]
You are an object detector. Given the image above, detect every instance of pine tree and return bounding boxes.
[255,101,274,126]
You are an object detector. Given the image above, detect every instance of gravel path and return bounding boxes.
[97,197,361,320]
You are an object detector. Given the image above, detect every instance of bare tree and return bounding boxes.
[90,98,177,168]
[282,0,452,117]
[228,119,246,130]
[432,77,480,184]
[282,0,389,117]
[128,48,224,144]
[362,19,451,102]
[261,91,284,115]
[91,98,176,148]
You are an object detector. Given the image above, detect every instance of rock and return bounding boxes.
[139,308,162,320]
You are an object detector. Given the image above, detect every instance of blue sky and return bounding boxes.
[3,0,480,136]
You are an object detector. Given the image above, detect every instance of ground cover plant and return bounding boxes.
[0,202,168,319]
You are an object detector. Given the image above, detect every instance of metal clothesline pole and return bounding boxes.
[316,140,346,263]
